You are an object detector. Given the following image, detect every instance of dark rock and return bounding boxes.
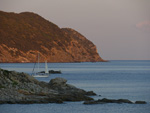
[49,70,62,74]
[85,91,97,96]
[53,94,93,102]
[117,99,133,104]
[84,100,104,105]
[135,101,147,104]
[49,77,67,86]
[84,98,134,105]
[39,70,62,74]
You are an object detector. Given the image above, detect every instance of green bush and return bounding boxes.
[12,80,18,86]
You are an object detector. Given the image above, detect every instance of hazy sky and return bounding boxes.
[0,0,150,60]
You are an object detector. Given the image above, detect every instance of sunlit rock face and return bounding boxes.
[0,11,104,63]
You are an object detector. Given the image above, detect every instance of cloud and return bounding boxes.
[136,20,150,31]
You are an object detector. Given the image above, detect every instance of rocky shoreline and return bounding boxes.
[84,98,147,105]
[0,68,146,104]
[0,68,95,104]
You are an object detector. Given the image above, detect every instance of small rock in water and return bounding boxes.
[135,101,147,104]
[86,91,97,96]
[84,98,134,104]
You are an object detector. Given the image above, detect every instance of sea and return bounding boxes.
[0,60,150,113]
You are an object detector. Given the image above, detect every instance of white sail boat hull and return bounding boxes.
[33,74,49,77]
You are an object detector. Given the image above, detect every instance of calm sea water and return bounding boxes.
[0,60,150,113]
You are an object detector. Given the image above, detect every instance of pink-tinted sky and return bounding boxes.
[0,0,150,60]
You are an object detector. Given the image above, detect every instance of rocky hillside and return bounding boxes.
[0,68,95,104]
[0,11,105,63]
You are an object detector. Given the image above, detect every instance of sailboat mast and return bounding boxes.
[45,60,48,74]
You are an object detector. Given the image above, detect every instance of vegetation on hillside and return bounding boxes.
[0,10,104,62]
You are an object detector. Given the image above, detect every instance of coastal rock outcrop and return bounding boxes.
[0,10,105,63]
[0,68,95,104]
[49,77,96,97]
[83,98,147,105]
[0,68,147,105]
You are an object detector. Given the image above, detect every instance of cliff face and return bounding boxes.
[61,28,103,62]
[0,11,104,63]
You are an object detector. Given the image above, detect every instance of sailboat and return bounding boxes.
[32,53,50,77]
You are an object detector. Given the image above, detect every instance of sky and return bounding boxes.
[0,0,150,60]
